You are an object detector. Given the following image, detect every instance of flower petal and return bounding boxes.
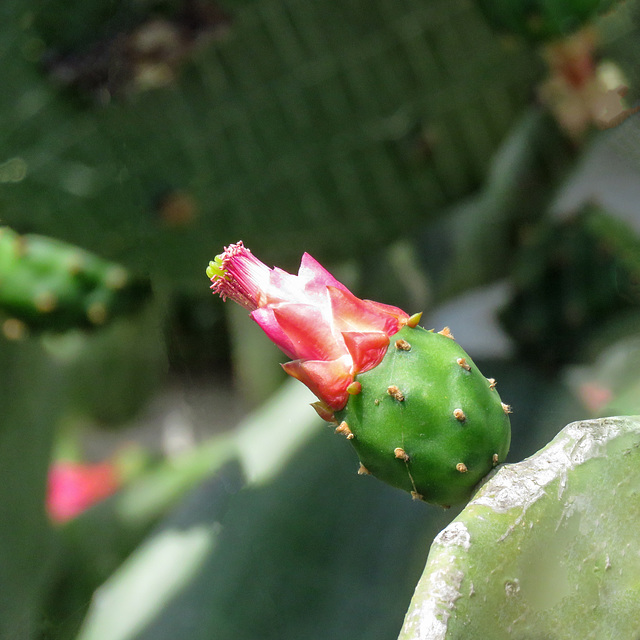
[327,286,408,335]
[282,357,353,410]
[265,266,306,306]
[47,462,119,524]
[298,252,350,294]
[271,303,345,361]
[362,299,411,326]
[341,331,390,374]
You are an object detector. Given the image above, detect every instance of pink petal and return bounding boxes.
[341,331,390,374]
[47,462,119,524]
[297,253,350,294]
[327,286,407,335]
[271,303,345,361]
[265,266,306,306]
[282,358,353,410]
[361,299,410,326]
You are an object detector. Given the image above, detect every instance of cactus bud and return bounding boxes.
[208,243,511,506]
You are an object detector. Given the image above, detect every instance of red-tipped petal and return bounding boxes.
[362,299,410,327]
[282,358,353,410]
[341,331,390,374]
[271,303,345,361]
[327,286,408,336]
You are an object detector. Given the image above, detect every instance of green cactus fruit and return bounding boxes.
[475,0,620,42]
[0,226,150,333]
[335,325,511,507]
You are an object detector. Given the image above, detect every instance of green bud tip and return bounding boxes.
[407,312,422,328]
[206,254,226,280]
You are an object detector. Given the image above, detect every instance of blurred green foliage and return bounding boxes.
[0,0,640,638]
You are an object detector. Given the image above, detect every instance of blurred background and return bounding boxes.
[1,0,640,638]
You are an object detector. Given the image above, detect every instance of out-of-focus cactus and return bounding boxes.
[2,0,543,287]
[416,108,574,303]
[475,0,622,42]
[73,379,454,640]
[499,206,640,367]
[398,416,640,640]
[567,335,640,416]
[0,226,150,333]
[207,243,511,506]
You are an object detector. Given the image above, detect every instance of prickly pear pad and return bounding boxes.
[335,326,511,507]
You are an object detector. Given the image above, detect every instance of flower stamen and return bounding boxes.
[208,241,271,310]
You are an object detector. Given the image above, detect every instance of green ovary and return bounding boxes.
[336,325,511,507]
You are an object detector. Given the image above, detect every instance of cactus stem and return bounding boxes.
[492,453,499,466]
[357,463,371,475]
[346,381,362,395]
[35,291,57,313]
[438,326,454,339]
[387,385,405,402]
[411,491,424,501]
[335,421,354,439]
[406,312,422,328]
[488,378,497,389]
[457,357,471,371]
[394,447,409,461]
[453,408,466,422]
[395,338,412,351]
[501,402,513,414]
[456,462,468,473]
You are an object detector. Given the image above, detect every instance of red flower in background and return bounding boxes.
[207,241,417,420]
[47,461,120,523]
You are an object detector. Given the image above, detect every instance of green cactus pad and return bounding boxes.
[335,325,511,507]
[398,416,640,640]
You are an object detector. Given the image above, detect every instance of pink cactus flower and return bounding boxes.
[207,241,418,420]
[47,461,120,524]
